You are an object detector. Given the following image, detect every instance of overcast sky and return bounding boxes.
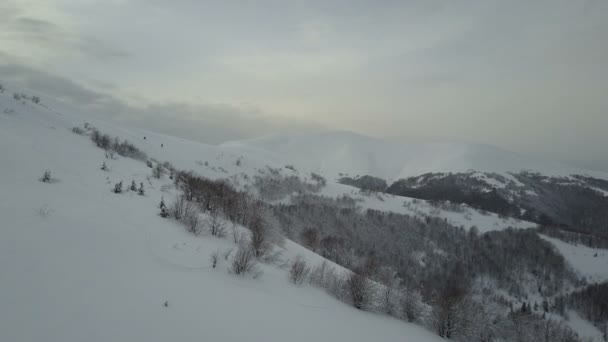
[1,0,607,171]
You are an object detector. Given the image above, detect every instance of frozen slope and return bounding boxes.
[0,92,443,341]
[223,131,608,182]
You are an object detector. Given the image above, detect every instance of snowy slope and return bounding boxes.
[223,131,608,182]
[3,86,535,233]
[540,235,608,283]
[0,91,444,341]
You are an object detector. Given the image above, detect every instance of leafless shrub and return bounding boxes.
[152,163,163,178]
[185,209,201,235]
[376,266,401,315]
[289,255,309,285]
[309,261,344,299]
[231,244,257,275]
[346,268,372,310]
[249,213,270,258]
[72,126,85,135]
[301,227,320,251]
[401,289,423,323]
[206,209,227,237]
[231,222,241,244]
[170,196,187,220]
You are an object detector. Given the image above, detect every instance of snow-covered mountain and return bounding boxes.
[223,131,608,182]
[0,88,445,341]
[1,86,607,341]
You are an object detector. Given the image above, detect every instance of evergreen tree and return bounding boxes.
[114,181,123,194]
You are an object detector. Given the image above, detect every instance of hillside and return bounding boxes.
[0,90,445,341]
[223,131,608,182]
[1,87,606,341]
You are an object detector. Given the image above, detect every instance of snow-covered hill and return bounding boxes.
[223,131,608,182]
[2,86,606,341]
[0,90,444,341]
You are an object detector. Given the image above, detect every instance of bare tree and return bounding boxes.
[231,245,257,275]
[231,222,241,244]
[152,163,163,179]
[289,255,309,285]
[432,288,480,340]
[185,209,201,235]
[401,289,423,323]
[346,268,372,310]
[249,213,270,258]
[376,266,401,314]
[301,227,320,251]
[207,209,227,237]
[170,196,187,220]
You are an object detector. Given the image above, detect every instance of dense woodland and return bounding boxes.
[271,194,580,299]
[564,282,608,340]
[358,171,608,249]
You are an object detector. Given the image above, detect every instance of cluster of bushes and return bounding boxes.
[159,170,284,276]
[72,124,148,161]
[12,92,40,104]
[112,180,145,196]
[90,129,148,161]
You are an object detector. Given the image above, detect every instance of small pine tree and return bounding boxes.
[101,162,108,171]
[130,180,137,192]
[114,181,123,194]
[138,182,145,196]
[160,206,169,218]
[40,170,52,183]
[160,197,166,209]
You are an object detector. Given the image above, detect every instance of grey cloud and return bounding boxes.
[0,2,128,62]
[0,63,109,105]
[0,62,324,144]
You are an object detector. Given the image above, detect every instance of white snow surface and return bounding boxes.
[0,90,447,341]
[540,235,608,283]
[566,311,606,342]
[223,131,608,182]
